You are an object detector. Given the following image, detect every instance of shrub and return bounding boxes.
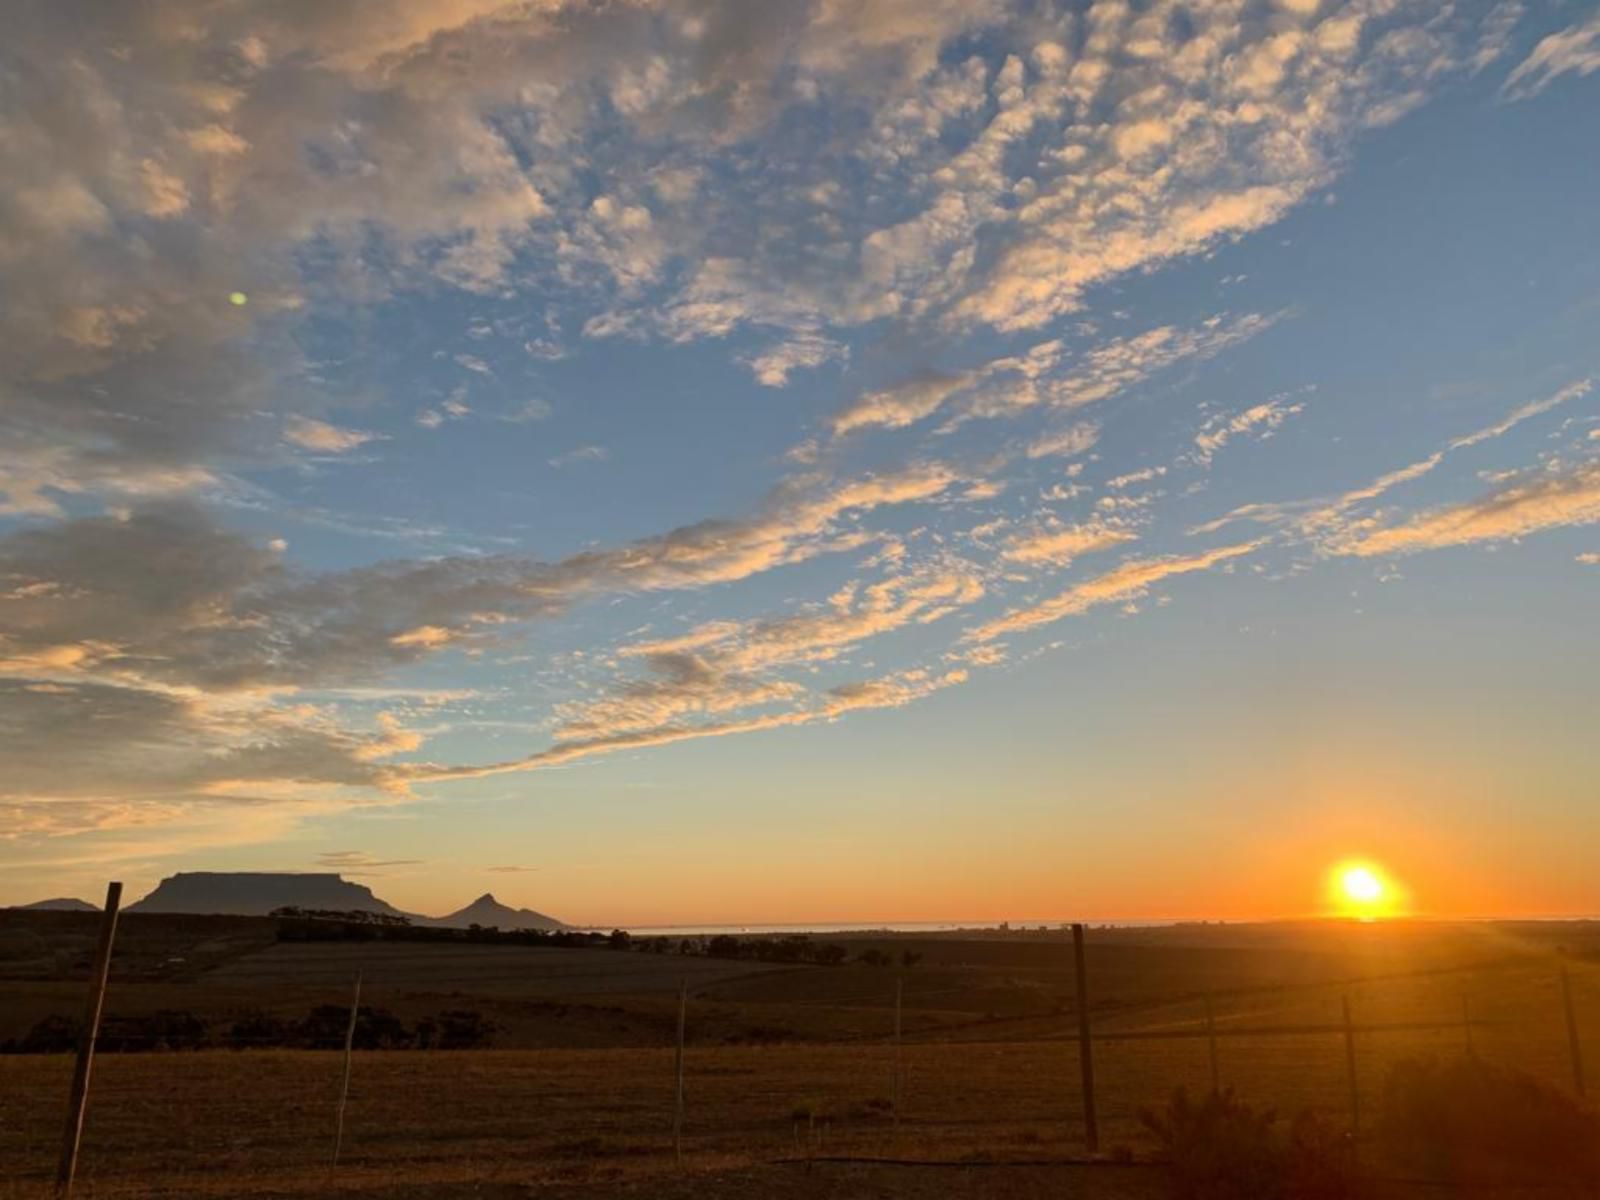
[11,1014,79,1054]
[98,1009,209,1052]
[1140,1088,1366,1200]
[296,1004,413,1049]
[433,1008,496,1049]
[1378,1055,1600,1187]
[226,1011,293,1049]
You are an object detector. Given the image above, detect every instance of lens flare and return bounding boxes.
[229,291,249,306]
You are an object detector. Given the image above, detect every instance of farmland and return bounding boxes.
[1,913,1597,1197]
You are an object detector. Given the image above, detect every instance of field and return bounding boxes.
[2,914,1597,1197]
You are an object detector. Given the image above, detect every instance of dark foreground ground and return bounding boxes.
[2,914,1595,1197]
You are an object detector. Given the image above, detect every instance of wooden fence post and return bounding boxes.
[893,974,903,1131]
[332,972,362,1167]
[674,979,687,1164]
[1205,994,1220,1094]
[1072,924,1099,1155]
[1560,965,1587,1098]
[56,881,122,1199]
[1342,994,1360,1135]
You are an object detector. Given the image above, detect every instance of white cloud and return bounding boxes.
[831,313,1275,437]
[284,417,381,454]
[1106,466,1167,490]
[1502,10,1600,99]
[1193,395,1307,463]
[547,445,610,468]
[1331,462,1600,558]
[969,541,1261,642]
[1025,423,1099,461]
[1002,520,1136,567]
[1193,380,1592,537]
[742,334,848,387]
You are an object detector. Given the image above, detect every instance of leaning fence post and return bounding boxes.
[1205,994,1220,1094]
[1342,994,1360,1135]
[56,880,122,1199]
[1072,924,1099,1155]
[332,972,362,1167]
[673,979,687,1164]
[1560,965,1587,1098]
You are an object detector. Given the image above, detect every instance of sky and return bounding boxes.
[2,0,1598,926]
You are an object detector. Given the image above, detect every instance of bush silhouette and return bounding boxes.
[1378,1055,1600,1187]
[1140,1088,1365,1200]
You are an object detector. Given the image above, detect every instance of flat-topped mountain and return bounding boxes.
[126,872,407,918]
[417,893,564,932]
[108,872,567,928]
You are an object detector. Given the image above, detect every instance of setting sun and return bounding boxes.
[1342,866,1384,904]
[1329,860,1403,919]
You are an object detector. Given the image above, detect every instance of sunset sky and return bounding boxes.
[3,0,1598,925]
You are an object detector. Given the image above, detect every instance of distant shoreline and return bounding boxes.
[568,914,1600,936]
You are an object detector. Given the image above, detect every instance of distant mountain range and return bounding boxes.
[9,872,565,930]
[15,897,100,912]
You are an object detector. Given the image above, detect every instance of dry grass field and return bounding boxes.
[1,915,1596,1198]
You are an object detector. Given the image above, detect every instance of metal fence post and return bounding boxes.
[1561,965,1587,1098]
[1072,924,1099,1154]
[1205,994,1220,1093]
[893,974,903,1131]
[674,979,687,1164]
[1342,994,1360,1135]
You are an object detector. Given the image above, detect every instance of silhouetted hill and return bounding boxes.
[126,872,406,917]
[418,893,565,931]
[114,873,569,928]
[11,897,98,912]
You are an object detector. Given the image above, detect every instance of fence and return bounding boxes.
[8,899,1598,1198]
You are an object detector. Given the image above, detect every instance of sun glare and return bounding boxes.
[1329,860,1400,919]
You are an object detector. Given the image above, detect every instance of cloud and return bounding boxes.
[1192,380,1592,537]
[547,445,610,468]
[0,678,420,836]
[0,467,966,695]
[415,664,970,782]
[831,312,1275,437]
[1192,395,1307,464]
[969,541,1260,642]
[1002,521,1136,567]
[0,0,1500,525]
[1502,11,1600,99]
[283,417,381,454]
[0,0,1548,862]
[742,334,848,387]
[316,850,424,872]
[1331,462,1600,558]
[1106,466,1167,490]
[557,569,984,740]
[832,371,974,437]
[0,465,968,836]
[1026,423,1099,460]
[930,4,1502,333]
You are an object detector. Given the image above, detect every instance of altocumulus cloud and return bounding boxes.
[1,0,1584,864]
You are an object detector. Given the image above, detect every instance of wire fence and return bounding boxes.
[3,911,1597,1198]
